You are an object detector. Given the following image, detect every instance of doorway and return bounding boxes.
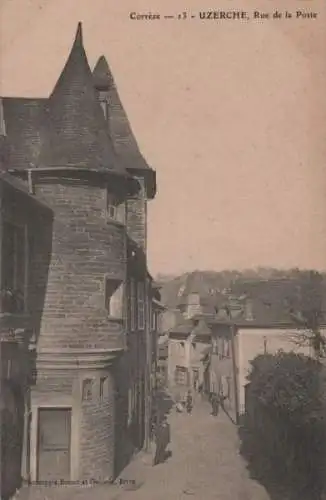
[1,380,24,499]
[37,408,71,481]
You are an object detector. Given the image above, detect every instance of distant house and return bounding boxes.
[167,316,213,392]
[164,275,325,418]
[167,320,194,388]
[234,321,315,414]
[220,278,323,414]
[157,334,168,387]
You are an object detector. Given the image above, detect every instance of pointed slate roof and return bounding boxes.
[93,56,156,198]
[49,23,123,172]
[1,23,128,179]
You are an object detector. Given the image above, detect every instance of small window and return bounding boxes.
[137,282,145,330]
[128,388,133,425]
[224,339,230,358]
[82,379,93,401]
[106,192,118,219]
[219,338,230,359]
[99,377,106,401]
[152,310,156,331]
[105,278,123,317]
[130,279,136,331]
[100,97,108,121]
[174,366,188,385]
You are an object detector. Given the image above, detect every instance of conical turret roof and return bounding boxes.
[49,23,125,174]
[93,56,156,197]
[93,55,114,90]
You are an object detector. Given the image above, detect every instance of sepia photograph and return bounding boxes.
[0,0,326,499]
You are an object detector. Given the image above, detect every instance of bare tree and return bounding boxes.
[288,270,326,359]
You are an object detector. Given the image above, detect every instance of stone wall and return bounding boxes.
[79,369,115,481]
[34,178,126,350]
[126,177,147,251]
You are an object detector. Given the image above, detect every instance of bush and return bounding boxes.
[245,351,326,498]
[248,351,326,425]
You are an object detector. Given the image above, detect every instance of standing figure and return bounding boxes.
[153,418,170,466]
[153,419,161,466]
[211,392,219,416]
[185,390,193,414]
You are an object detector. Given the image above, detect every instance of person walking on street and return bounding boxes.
[186,389,193,414]
[211,392,219,416]
[153,419,162,466]
[153,417,170,466]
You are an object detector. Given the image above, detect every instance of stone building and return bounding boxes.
[0,22,157,487]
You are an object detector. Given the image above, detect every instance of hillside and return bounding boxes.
[157,268,326,310]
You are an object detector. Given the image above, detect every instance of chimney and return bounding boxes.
[244,299,254,321]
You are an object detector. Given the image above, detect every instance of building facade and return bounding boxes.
[157,334,168,387]
[167,318,212,392]
[0,23,157,487]
[207,321,239,420]
[235,324,314,414]
[0,173,53,499]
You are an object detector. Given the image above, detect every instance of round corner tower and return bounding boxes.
[7,23,136,483]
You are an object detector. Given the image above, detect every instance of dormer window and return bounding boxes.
[99,94,108,121]
[106,192,118,219]
[106,190,125,223]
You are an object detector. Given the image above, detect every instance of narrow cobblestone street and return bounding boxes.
[18,395,270,500]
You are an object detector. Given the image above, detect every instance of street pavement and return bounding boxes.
[16,395,271,500]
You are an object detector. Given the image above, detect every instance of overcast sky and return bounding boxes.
[1,0,326,276]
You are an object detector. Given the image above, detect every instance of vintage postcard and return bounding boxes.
[0,1,325,499]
